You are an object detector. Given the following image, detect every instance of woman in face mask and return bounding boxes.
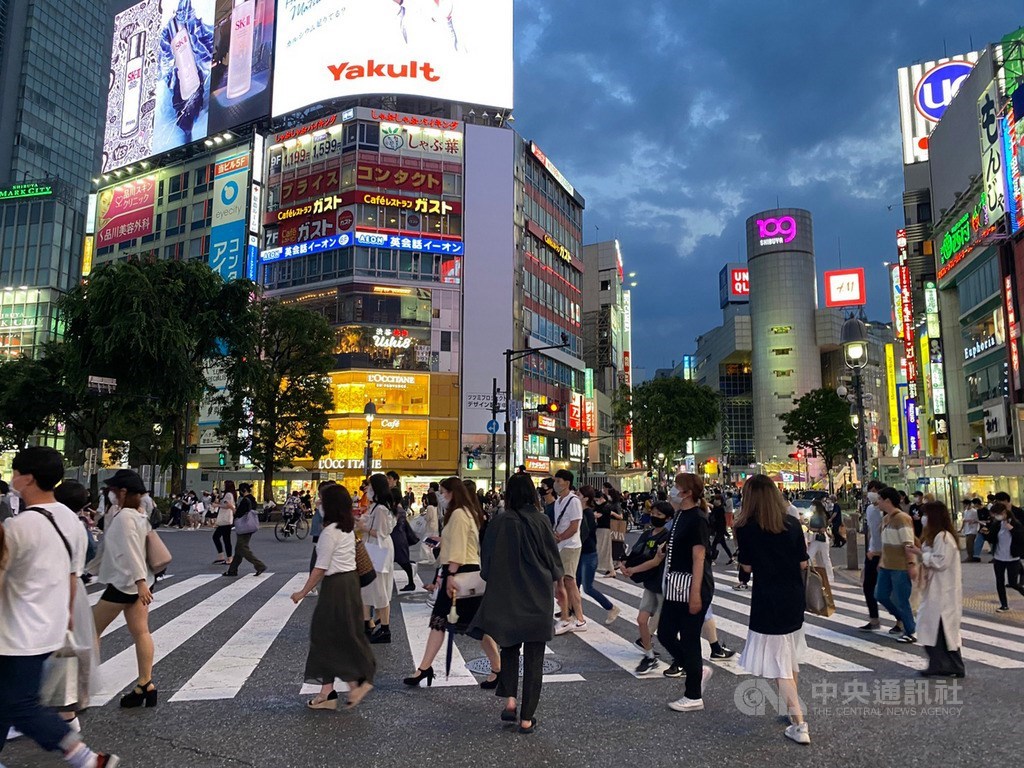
[659,473,715,713]
[91,470,158,708]
[980,501,1024,612]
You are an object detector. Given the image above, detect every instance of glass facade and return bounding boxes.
[5,0,108,193]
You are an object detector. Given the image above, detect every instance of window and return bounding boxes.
[165,206,186,237]
[191,199,212,229]
[164,241,184,260]
[770,348,792,356]
[168,171,189,201]
[440,331,452,352]
[600,280,611,291]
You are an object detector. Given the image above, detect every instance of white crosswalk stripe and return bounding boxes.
[78,566,1024,707]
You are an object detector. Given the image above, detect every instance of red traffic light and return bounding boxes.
[788,452,804,460]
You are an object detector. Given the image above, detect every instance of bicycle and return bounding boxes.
[274,509,309,541]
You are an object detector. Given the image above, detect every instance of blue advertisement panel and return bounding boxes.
[210,149,250,281]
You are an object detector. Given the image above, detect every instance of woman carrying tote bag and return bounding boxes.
[359,474,396,644]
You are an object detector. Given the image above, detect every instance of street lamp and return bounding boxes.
[150,423,163,495]
[581,435,591,485]
[363,402,376,477]
[840,315,868,572]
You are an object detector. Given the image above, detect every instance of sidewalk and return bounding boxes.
[833,541,1024,627]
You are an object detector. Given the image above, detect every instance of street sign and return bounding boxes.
[486,419,500,434]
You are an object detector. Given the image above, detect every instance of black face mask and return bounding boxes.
[650,517,666,528]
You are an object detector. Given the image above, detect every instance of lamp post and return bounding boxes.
[363,402,376,477]
[150,423,163,496]
[581,435,591,486]
[840,315,868,572]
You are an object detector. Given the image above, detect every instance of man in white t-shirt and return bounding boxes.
[552,469,587,635]
[0,446,119,766]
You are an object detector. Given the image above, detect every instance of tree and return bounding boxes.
[0,353,69,451]
[613,377,721,471]
[58,259,254,491]
[216,299,334,499]
[779,387,857,491]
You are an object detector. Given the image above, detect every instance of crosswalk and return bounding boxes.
[83,563,1024,707]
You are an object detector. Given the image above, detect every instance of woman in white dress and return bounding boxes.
[806,500,834,585]
[905,501,964,678]
[360,473,395,644]
[734,475,811,745]
[418,491,440,563]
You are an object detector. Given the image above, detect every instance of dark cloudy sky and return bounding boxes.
[510,1,1023,375]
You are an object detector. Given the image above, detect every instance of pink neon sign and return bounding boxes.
[756,216,797,245]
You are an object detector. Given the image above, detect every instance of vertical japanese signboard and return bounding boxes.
[896,229,919,453]
[979,81,1007,226]
[210,149,251,281]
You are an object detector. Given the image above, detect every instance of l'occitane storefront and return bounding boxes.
[308,370,459,482]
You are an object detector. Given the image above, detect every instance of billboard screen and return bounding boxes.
[897,51,979,165]
[718,262,749,308]
[95,176,158,248]
[272,0,513,117]
[102,0,275,172]
[210,149,252,281]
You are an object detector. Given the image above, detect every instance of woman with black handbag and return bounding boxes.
[468,473,565,734]
[403,476,499,688]
[291,485,375,711]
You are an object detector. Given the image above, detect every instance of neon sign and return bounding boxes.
[0,182,53,201]
[756,216,797,246]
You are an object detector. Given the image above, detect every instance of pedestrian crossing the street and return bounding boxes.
[82,563,1024,708]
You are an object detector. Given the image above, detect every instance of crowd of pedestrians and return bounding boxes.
[3,443,1017,761]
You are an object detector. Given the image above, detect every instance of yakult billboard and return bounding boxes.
[272,0,513,117]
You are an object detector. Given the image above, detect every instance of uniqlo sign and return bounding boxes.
[824,268,867,308]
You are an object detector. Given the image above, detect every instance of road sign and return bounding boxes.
[486,419,500,434]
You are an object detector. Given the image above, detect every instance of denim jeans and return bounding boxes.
[974,533,986,558]
[874,567,915,634]
[0,654,74,754]
[576,551,613,610]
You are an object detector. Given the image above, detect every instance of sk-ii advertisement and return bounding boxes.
[103,0,275,172]
[210,150,251,281]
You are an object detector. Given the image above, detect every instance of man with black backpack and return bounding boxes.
[619,501,674,675]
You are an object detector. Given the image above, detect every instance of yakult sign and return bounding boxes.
[756,216,797,246]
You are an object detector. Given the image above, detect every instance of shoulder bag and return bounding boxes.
[233,501,260,535]
[804,567,834,616]
[355,539,377,587]
[449,568,486,598]
[146,524,173,573]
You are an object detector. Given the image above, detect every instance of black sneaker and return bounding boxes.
[996,606,1011,613]
[858,622,881,631]
[888,623,904,635]
[709,647,736,660]
[634,638,661,655]
[662,663,685,678]
[370,627,392,644]
[635,656,661,676]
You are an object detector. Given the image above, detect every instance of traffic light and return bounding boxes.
[788,452,804,460]
[467,456,475,469]
[538,402,561,415]
[218,449,227,467]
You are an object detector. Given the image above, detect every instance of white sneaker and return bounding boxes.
[668,696,704,712]
[65,716,81,732]
[554,620,573,635]
[605,606,621,625]
[785,722,811,745]
[572,620,588,633]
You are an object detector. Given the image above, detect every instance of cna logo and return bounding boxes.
[914,61,974,122]
[756,216,797,246]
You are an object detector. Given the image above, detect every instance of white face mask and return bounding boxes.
[669,487,682,504]
[107,490,119,507]
[867,492,879,504]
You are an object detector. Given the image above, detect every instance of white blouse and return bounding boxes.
[97,506,154,593]
[314,523,356,575]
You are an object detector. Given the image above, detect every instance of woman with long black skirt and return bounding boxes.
[291,484,375,711]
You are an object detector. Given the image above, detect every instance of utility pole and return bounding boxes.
[490,377,499,491]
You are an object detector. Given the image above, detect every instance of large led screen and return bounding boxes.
[272,0,513,117]
[102,0,275,172]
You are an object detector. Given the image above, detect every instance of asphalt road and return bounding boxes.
[4,524,1022,768]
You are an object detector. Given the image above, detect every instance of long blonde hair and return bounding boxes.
[674,473,709,513]
[735,474,788,534]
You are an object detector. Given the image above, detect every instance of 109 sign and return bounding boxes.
[756,216,797,246]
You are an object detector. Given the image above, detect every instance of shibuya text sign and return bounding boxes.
[756,216,797,246]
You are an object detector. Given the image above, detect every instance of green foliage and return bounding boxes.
[0,354,68,451]
[615,377,721,468]
[779,387,857,474]
[216,299,334,498]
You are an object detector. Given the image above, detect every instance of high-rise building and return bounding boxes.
[461,128,588,483]
[746,208,822,462]
[0,0,111,359]
[582,239,634,474]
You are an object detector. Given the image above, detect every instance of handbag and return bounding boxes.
[146,529,173,572]
[449,569,486,598]
[234,508,259,535]
[404,519,420,547]
[363,539,391,573]
[804,567,835,617]
[355,540,377,587]
[814,532,827,543]
[39,631,79,708]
